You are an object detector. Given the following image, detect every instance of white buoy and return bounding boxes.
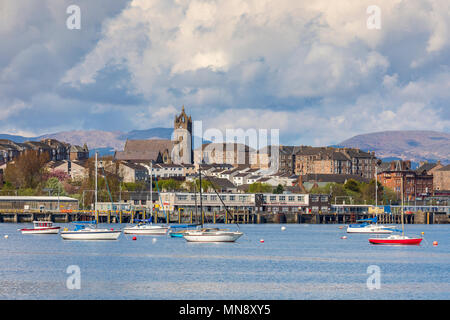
[281,226,286,231]
[4,235,8,239]
[152,238,157,244]
[341,236,347,239]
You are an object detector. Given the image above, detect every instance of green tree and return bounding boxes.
[45,177,67,196]
[344,179,360,193]
[248,182,272,193]
[4,150,49,189]
[273,184,284,194]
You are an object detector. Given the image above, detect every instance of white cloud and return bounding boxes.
[1,0,449,145]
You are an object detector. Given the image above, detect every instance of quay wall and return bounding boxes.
[1,209,449,224]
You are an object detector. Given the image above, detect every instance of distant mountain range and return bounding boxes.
[1,129,449,163]
[0,128,173,157]
[335,130,450,165]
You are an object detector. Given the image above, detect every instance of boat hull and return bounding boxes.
[347,226,394,234]
[20,227,60,235]
[60,230,121,240]
[183,232,243,242]
[369,237,422,245]
[123,226,169,235]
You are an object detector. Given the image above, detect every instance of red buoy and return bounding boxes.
[259,239,264,243]
[132,236,137,241]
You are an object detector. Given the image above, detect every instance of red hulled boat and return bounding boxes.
[369,235,422,245]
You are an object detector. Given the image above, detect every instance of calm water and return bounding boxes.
[0,223,448,300]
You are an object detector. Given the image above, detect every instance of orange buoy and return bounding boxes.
[433,241,438,246]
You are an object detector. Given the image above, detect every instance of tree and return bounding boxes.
[4,151,49,189]
[45,177,67,196]
[344,179,360,193]
[248,182,272,193]
[273,184,284,194]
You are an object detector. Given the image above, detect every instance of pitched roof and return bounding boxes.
[437,164,450,171]
[301,174,371,184]
[124,139,173,153]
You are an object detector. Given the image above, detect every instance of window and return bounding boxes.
[288,196,295,201]
[270,196,276,201]
[297,196,304,202]
[229,195,235,201]
[320,196,328,202]
[279,196,285,201]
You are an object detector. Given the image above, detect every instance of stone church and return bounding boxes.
[114,106,193,164]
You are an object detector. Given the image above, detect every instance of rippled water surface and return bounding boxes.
[0,223,448,299]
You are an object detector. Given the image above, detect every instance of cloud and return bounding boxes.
[0,0,449,146]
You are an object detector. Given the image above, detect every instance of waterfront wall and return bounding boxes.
[1,209,448,224]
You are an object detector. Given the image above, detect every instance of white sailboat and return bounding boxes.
[60,222,121,240]
[123,163,170,235]
[60,152,122,240]
[123,219,170,235]
[182,165,243,243]
[346,166,396,234]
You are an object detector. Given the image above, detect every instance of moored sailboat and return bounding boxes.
[369,174,422,245]
[182,165,243,243]
[123,219,170,235]
[347,217,395,234]
[60,221,121,240]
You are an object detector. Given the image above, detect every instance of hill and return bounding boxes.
[336,130,450,164]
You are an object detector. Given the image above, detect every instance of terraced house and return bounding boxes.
[0,138,88,164]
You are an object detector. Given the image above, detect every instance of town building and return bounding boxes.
[0,196,78,211]
[69,144,89,161]
[433,164,450,191]
[157,192,330,215]
[118,161,149,183]
[47,160,89,181]
[114,106,193,164]
[194,142,254,167]
[0,138,88,164]
[377,160,434,201]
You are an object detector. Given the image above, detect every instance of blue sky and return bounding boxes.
[1,0,449,146]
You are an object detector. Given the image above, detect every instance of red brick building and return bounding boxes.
[377,160,434,201]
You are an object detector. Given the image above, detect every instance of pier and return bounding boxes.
[1,208,449,224]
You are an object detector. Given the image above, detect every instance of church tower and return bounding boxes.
[172,106,193,164]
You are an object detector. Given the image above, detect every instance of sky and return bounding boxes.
[1,0,449,146]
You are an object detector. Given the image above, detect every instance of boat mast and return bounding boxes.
[401,173,405,237]
[375,166,378,208]
[95,151,98,224]
[150,162,153,221]
[199,165,203,228]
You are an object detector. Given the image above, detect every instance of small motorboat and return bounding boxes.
[123,219,170,235]
[60,221,121,240]
[183,228,244,243]
[19,221,60,234]
[369,234,423,245]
